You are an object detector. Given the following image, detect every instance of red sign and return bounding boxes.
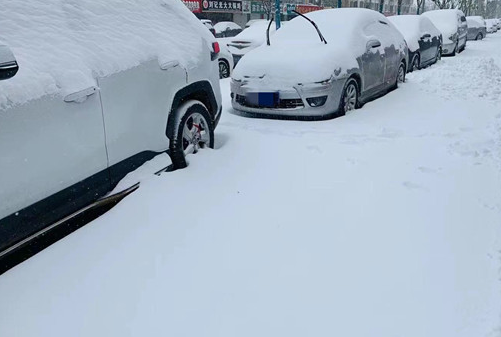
[183,0,202,13]
[295,4,322,14]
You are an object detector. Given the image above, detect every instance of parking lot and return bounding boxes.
[1,30,500,337]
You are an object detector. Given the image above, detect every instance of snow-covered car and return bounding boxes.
[227,20,278,66]
[486,19,498,33]
[0,0,222,255]
[201,19,216,36]
[217,40,234,78]
[231,8,408,119]
[388,15,442,72]
[466,16,487,40]
[245,19,268,28]
[214,21,243,38]
[422,9,467,56]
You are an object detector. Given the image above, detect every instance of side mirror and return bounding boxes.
[0,45,19,81]
[421,33,431,39]
[366,39,381,50]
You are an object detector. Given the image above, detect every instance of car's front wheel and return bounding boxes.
[168,100,214,169]
[338,78,359,116]
[397,62,406,83]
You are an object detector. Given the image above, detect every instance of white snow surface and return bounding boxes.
[233,9,405,85]
[230,20,276,44]
[0,0,212,109]
[1,28,501,337]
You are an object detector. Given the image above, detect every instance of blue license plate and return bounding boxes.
[246,92,279,108]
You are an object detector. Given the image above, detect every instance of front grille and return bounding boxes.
[236,95,304,109]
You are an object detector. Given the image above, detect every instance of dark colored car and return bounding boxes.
[389,15,442,72]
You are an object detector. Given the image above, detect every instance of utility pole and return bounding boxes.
[275,0,281,29]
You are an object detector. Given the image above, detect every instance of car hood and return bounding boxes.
[232,43,358,86]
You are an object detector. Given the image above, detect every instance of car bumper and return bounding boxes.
[230,78,346,117]
[442,41,456,55]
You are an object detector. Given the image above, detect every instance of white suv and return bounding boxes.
[0,1,222,254]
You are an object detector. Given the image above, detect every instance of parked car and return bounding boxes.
[245,19,268,28]
[466,16,487,40]
[201,19,216,36]
[227,20,278,66]
[388,15,442,72]
[217,40,234,78]
[422,9,467,56]
[486,19,498,33]
[214,21,243,38]
[0,1,222,255]
[231,8,408,119]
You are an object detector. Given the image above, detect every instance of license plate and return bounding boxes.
[246,92,279,108]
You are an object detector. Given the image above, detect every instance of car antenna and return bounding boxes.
[266,17,274,46]
[292,10,327,44]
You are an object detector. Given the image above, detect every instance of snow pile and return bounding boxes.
[408,56,501,103]
[388,15,422,52]
[0,0,213,109]
[233,9,406,85]
[230,20,276,44]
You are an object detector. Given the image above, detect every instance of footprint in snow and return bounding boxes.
[402,181,428,191]
[418,166,439,174]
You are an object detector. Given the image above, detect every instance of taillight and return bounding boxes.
[211,42,220,61]
[212,42,220,54]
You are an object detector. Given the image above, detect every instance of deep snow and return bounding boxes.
[1,32,501,337]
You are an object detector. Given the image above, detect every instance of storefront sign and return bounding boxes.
[285,3,296,14]
[201,0,243,12]
[295,4,322,14]
[250,1,268,14]
[183,0,202,13]
[242,0,251,13]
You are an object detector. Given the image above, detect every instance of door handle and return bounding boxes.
[64,86,98,103]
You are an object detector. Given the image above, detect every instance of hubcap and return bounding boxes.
[219,62,229,78]
[397,65,405,83]
[344,83,357,112]
[182,113,211,156]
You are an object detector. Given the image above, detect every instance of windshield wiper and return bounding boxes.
[292,10,327,44]
[266,17,274,46]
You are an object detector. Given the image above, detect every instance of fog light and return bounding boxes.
[306,95,328,107]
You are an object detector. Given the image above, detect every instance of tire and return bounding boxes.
[411,54,420,72]
[218,60,230,79]
[397,62,406,84]
[436,47,442,62]
[337,78,359,117]
[168,100,215,169]
[459,40,465,53]
[475,33,482,40]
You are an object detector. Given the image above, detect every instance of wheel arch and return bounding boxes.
[166,81,218,139]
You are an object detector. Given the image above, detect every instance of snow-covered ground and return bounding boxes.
[1,34,501,337]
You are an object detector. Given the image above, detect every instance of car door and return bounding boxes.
[0,48,109,252]
[419,17,435,63]
[97,59,187,187]
[360,21,386,96]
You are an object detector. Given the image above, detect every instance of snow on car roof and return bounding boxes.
[214,21,241,33]
[231,20,276,43]
[466,16,485,27]
[0,0,213,109]
[423,9,464,36]
[388,15,421,52]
